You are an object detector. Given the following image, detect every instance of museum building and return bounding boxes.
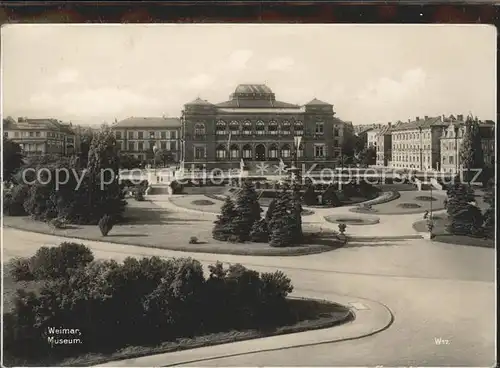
[181,84,345,170]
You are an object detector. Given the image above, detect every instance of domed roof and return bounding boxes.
[184,97,214,106]
[234,84,273,95]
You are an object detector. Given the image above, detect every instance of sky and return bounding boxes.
[1,24,496,125]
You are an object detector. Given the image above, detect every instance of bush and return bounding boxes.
[268,192,298,247]
[192,199,215,206]
[189,236,198,244]
[49,217,67,229]
[170,180,184,194]
[250,219,269,242]
[3,184,29,216]
[397,203,421,209]
[338,223,347,234]
[134,187,145,201]
[232,181,262,242]
[303,184,317,206]
[98,215,114,236]
[212,197,237,241]
[7,257,34,281]
[322,184,341,207]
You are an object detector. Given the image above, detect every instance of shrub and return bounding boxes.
[415,196,437,202]
[7,257,34,281]
[322,184,341,207]
[232,181,262,242]
[212,197,237,241]
[3,184,29,216]
[303,184,317,206]
[338,223,347,234]
[397,203,421,209]
[49,217,67,229]
[98,215,114,236]
[192,199,215,206]
[134,187,145,201]
[446,183,483,236]
[189,236,198,244]
[170,180,184,194]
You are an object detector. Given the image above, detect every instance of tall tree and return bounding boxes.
[358,146,377,167]
[212,197,237,241]
[232,180,262,242]
[2,137,23,181]
[446,182,483,236]
[459,116,484,184]
[482,178,495,239]
[268,191,300,247]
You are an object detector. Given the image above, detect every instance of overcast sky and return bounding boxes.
[1,24,496,125]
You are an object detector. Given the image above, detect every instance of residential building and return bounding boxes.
[440,119,495,173]
[3,117,77,156]
[111,117,181,161]
[367,129,379,148]
[375,123,393,166]
[356,127,373,149]
[181,84,346,170]
[353,123,383,135]
[390,115,449,170]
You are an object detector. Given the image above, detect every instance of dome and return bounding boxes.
[234,84,273,95]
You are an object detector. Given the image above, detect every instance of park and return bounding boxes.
[2,127,495,367]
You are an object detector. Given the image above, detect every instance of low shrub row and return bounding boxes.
[4,244,294,364]
[360,190,400,206]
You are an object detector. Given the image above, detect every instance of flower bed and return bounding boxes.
[191,199,216,206]
[359,191,400,206]
[397,203,421,209]
[415,196,437,201]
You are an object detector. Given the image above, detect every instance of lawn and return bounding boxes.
[3,200,343,256]
[2,267,353,367]
[412,214,494,248]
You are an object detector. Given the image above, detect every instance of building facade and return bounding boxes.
[375,123,393,167]
[390,116,449,170]
[367,129,379,148]
[112,117,181,162]
[181,84,345,170]
[440,120,495,173]
[3,117,77,156]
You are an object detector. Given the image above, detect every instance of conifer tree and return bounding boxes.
[268,191,297,247]
[446,182,483,236]
[482,178,495,239]
[322,184,341,207]
[232,180,262,241]
[303,184,317,206]
[459,116,484,184]
[212,196,237,241]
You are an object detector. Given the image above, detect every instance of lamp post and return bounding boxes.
[418,127,423,171]
[153,145,158,182]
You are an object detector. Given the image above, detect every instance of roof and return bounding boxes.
[4,118,75,133]
[184,98,214,106]
[305,98,332,106]
[357,127,375,135]
[113,117,181,129]
[234,84,273,94]
[215,99,299,109]
[379,125,393,135]
[390,117,448,132]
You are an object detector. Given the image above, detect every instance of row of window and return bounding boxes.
[392,155,432,163]
[193,144,328,159]
[115,131,178,140]
[5,131,68,139]
[393,143,432,151]
[122,141,177,151]
[393,131,432,140]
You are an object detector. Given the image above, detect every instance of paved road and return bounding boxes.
[2,228,495,367]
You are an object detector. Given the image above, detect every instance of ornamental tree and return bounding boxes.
[232,180,262,242]
[212,197,238,241]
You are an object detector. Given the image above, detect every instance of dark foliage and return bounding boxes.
[322,184,341,206]
[250,218,269,243]
[2,137,24,181]
[482,178,495,239]
[303,184,317,206]
[212,197,238,241]
[268,191,300,247]
[98,215,114,236]
[169,180,184,194]
[3,184,29,216]
[446,183,483,236]
[232,180,262,242]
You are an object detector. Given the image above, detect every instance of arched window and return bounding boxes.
[294,120,303,136]
[256,120,265,135]
[268,120,278,135]
[269,144,278,158]
[281,120,291,135]
[216,120,227,135]
[194,123,205,136]
[230,144,239,159]
[242,120,252,135]
[229,120,240,135]
[281,144,291,158]
[216,144,227,159]
[242,144,252,159]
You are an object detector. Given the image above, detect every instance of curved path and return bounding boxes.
[3,220,494,367]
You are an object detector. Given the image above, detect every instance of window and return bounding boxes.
[3,132,8,138]
[29,132,34,137]
[138,131,144,139]
[229,121,240,135]
[449,156,454,164]
[294,121,303,136]
[268,120,278,135]
[230,144,239,159]
[194,123,205,136]
[138,142,144,151]
[281,120,291,135]
[216,120,227,135]
[14,132,19,137]
[171,131,176,139]
[243,120,252,135]
[161,131,167,139]
[314,144,325,158]
[334,128,339,137]
[114,131,121,139]
[170,141,176,151]
[128,131,134,139]
[268,144,278,158]
[194,146,205,159]
[256,120,265,135]
[161,142,167,150]
[281,144,291,158]
[216,145,227,159]
[315,122,324,134]
[128,142,135,151]
[149,131,155,139]
[242,144,252,158]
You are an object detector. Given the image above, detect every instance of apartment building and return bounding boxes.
[390,115,449,170]
[3,117,77,156]
[375,123,393,166]
[440,120,495,173]
[367,129,379,148]
[112,117,181,161]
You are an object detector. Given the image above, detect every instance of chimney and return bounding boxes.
[18,117,25,123]
[416,116,420,121]
[388,122,392,127]
[457,114,463,121]
[424,115,429,120]
[408,119,410,123]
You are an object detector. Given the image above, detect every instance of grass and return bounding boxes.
[3,200,343,257]
[2,269,353,367]
[412,215,494,248]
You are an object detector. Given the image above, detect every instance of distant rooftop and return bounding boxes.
[113,117,181,129]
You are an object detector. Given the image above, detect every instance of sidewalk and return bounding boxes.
[96,293,393,367]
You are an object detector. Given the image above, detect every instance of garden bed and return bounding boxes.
[324,215,380,226]
[415,196,437,202]
[396,203,422,209]
[191,199,215,206]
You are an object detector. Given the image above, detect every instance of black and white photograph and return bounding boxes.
[1,23,496,367]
